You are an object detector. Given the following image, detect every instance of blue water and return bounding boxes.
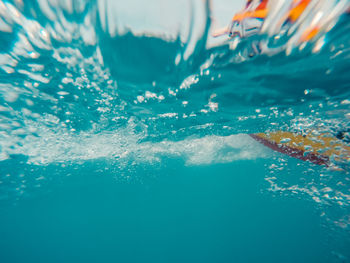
[0,159,341,263]
[0,0,350,262]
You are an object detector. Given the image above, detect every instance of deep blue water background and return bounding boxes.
[0,0,350,262]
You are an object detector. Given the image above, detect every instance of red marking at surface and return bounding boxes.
[256,0,268,11]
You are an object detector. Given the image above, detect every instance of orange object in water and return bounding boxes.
[250,131,350,166]
[287,0,312,23]
[232,0,269,22]
[232,9,268,22]
[301,26,321,42]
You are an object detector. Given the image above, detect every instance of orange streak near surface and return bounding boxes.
[301,26,321,42]
[233,9,268,22]
[288,0,312,23]
[233,0,269,22]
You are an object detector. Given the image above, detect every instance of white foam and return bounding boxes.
[10,119,271,166]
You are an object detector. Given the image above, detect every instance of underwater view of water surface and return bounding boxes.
[0,0,350,262]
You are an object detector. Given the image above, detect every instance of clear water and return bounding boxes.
[0,0,350,262]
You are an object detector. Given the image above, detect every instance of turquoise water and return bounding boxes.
[0,0,350,262]
[0,159,344,263]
